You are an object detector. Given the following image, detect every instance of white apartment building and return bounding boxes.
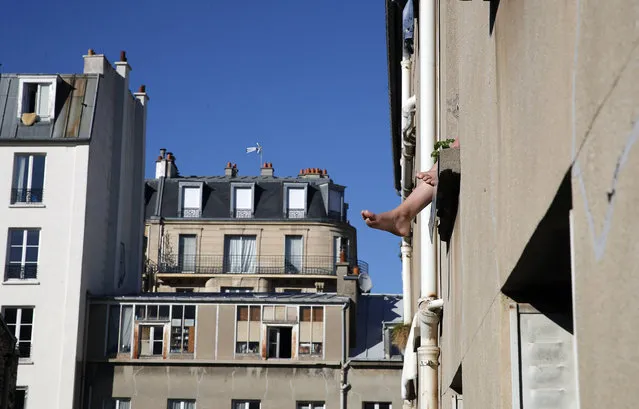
[0,50,147,409]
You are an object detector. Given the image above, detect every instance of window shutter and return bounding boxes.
[237,306,249,321]
[36,84,50,117]
[133,324,140,358]
[300,307,311,322]
[312,307,324,322]
[187,326,195,353]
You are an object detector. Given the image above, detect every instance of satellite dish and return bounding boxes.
[358,273,373,293]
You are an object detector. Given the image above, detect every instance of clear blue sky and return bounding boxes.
[1,0,403,294]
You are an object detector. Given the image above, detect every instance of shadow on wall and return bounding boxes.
[490,0,500,35]
[350,295,403,358]
[501,169,573,333]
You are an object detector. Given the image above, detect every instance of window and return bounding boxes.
[180,186,202,217]
[363,404,391,409]
[267,326,292,359]
[285,236,303,274]
[299,307,323,356]
[297,402,325,409]
[168,400,195,409]
[224,235,257,274]
[18,78,56,121]
[222,287,253,293]
[236,305,261,354]
[11,154,45,204]
[139,325,164,356]
[170,305,196,354]
[262,305,297,322]
[232,186,254,218]
[104,398,131,409]
[329,189,343,214]
[15,387,27,409]
[178,235,197,272]
[5,229,39,280]
[2,307,33,358]
[119,305,133,353]
[286,186,306,218]
[232,400,260,409]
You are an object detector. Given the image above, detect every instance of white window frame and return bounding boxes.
[266,325,294,359]
[104,398,131,409]
[11,153,46,204]
[2,306,34,360]
[232,400,260,409]
[297,402,325,409]
[6,228,40,280]
[283,183,307,218]
[230,183,255,218]
[363,403,392,409]
[178,182,203,218]
[139,323,165,357]
[17,76,58,121]
[167,399,196,409]
[15,387,28,409]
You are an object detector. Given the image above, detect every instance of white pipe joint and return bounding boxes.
[418,297,443,312]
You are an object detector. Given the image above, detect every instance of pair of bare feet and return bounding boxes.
[361,167,439,237]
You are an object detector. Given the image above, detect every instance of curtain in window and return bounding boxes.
[117,400,131,409]
[178,235,197,272]
[241,236,256,273]
[285,236,303,273]
[226,236,256,273]
[120,306,133,353]
[235,187,252,209]
[13,155,28,191]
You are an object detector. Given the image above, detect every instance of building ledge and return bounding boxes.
[9,204,46,209]
[2,279,40,286]
[89,358,343,368]
[430,147,461,243]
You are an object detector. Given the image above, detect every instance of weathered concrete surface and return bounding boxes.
[85,364,402,409]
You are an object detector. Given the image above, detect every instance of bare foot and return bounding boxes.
[361,209,412,237]
[416,168,438,186]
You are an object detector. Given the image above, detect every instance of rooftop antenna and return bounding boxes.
[245,142,264,172]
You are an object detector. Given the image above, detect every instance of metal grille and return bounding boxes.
[287,209,305,219]
[181,207,201,218]
[10,189,44,204]
[5,264,38,280]
[235,209,253,218]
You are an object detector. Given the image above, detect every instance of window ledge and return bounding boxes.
[9,203,46,209]
[2,280,40,285]
[18,359,34,365]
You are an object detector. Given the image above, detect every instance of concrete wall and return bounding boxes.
[416,0,639,408]
[84,363,401,409]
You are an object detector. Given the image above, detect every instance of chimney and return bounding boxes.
[260,162,274,177]
[115,50,132,92]
[155,148,179,179]
[225,162,238,178]
[83,48,108,74]
[298,167,329,179]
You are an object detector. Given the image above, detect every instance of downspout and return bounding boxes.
[340,303,351,409]
[418,1,440,409]
[400,0,417,324]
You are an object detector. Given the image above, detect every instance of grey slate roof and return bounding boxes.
[350,293,404,360]
[145,175,348,222]
[90,292,351,305]
[0,74,99,140]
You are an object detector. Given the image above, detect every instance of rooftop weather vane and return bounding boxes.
[246,142,263,170]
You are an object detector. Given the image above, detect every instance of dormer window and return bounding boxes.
[17,77,57,123]
[231,184,254,218]
[285,184,307,219]
[328,189,343,218]
[179,183,202,218]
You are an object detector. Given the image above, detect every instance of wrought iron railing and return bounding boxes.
[234,209,253,218]
[179,207,202,218]
[10,188,44,204]
[153,255,368,276]
[287,208,305,219]
[5,264,38,280]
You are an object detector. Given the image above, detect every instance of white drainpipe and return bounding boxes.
[418,1,441,409]
[400,53,416,324]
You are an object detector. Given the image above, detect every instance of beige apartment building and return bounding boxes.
[385,1,639,409]
[81,154,405,409]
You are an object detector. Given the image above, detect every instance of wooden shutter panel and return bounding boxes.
[133,324,140,358]
[187,326,196,353]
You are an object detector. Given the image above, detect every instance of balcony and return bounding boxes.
[5,264,38,280]
[10,188,44,204]
[152,255,368,277]
[179,207,202,218]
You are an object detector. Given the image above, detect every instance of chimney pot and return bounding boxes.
[88,49,95,56]
[157,155,163,161]
[323,169,327,175]
[160,148,166,158]
[120,51,127,62]
[233,164,237,169]
[138,85,146,93]
[226,162,232,168]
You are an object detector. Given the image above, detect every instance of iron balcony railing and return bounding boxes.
[10,188,44,204]
[5,264,38,280]
[154,255,368,276]
[179,207,202,218]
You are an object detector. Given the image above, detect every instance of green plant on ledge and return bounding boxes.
[391,323,412,352]
[431,138,457,161]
